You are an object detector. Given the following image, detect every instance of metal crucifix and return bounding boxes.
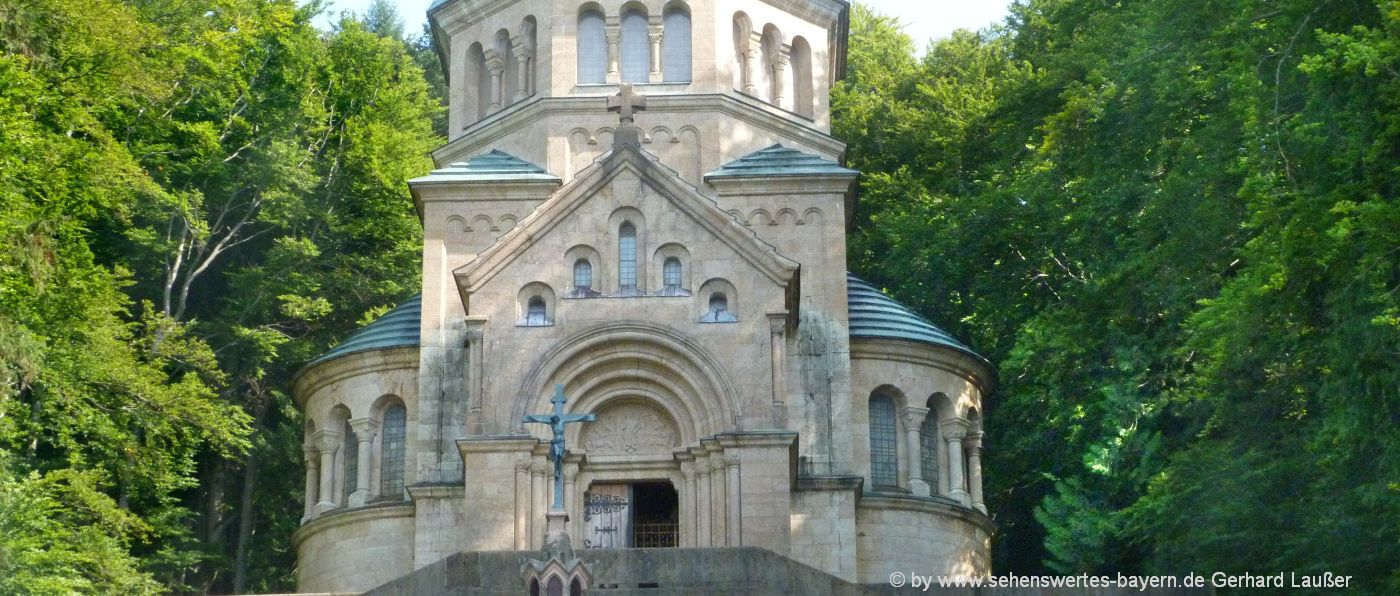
[522,384,596,510]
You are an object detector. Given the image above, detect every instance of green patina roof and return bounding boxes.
[415,150,559,182]
[704,144,858,180]
[308,295,422,367]
[847,273,985,361]
[309,276,982,367]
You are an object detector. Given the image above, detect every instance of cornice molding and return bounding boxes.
[434,94,846,166]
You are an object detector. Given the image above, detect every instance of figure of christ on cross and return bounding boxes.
[523,384,596,510]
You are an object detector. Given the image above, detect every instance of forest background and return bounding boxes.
[0,0,1396,593]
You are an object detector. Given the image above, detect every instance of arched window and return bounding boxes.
[618,223,638,292]
[663,257,682,293]
[920,414,939,490]
[530,578,540,596]
[547,576,564,596]
[700,292,737,323]
[577,9,607,84]
[869,393,898,488]
[343,424,359,500]
[570,577,584,596]
[574,259,594,291]
[791,36,814,117]
[526,296,549,326]
[662,4,692,82]
[620,8,649,83]
[469,43,489,120]
[380,404,406,498]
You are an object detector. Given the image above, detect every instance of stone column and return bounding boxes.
[514,457,530,549]
[302,445,320,523]
[530,459,547,549]
[901,407,931,497]
[966,431,986,513]
[648,24,664,83]
[771,49,790,108]
[695,457,712,547]
[564,461,580,540]
[710,456,727,545]
[512,35,532,100]
[465,319,486,434]
[725,456,742,546]
[743,47,760,95]
[605,25,621,84]
[314,430,341,514]
[485,51,505,112]
[348,418,379,506]
[767,312,788,428]
[941,419,970,506]
[679,460,696,547]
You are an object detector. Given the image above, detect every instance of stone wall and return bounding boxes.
[293,504,416,593]
[855,496,993,584]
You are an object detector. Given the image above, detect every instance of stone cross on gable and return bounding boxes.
[522,384,596,510]
[607,84,647,124]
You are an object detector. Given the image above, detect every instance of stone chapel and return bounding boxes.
[290,0,995,592]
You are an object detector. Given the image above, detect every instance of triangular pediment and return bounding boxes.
[453,144,800,300]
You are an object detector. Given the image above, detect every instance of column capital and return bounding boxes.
[773,52,791,67]
[648,25,664,42]
[515,456,533,472]
[724,456,741,469]
[303,444,321,464]
[710,456,727,473]
[940,417,969,440]
[313,429,342,452]
[680,461,695,478]
[349,417,379,439]
[464,316,487,343]
[484,51,504,72]
[766,311,789,335]
[900,406,931,425]
[605,25,621,43]
[531,460,548,475]
[964,429,985,445]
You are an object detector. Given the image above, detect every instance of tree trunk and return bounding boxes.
[232,447,259,594]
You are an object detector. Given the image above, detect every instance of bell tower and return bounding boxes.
[426,0,851,184]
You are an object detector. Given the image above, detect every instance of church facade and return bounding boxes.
[290,0,994,592]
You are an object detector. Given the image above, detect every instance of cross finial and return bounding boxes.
[607,84,647,125]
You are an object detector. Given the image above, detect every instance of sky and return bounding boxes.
[312,1,1014,49]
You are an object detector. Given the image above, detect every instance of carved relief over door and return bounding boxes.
[581,402,679,456]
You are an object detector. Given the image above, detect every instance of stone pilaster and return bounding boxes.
[512,35,533,100]
[314,429,341,514]
[514,457,531,549]
[302,445,320,523]
[771,48,791,108]
[465,318,486,434]
[941,418,970,506]
[605,24,621,84]
[348,418,380,506]
[900,407,931,497]
[725,456,742,546]
[485,51,505,112]
[648,24,664,83]
[966,430,986,513]
[767,311,789,428]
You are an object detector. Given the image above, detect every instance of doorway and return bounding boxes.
[583,481,678,549]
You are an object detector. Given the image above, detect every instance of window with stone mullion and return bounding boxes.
[381,405,406,498]
[869,394,899,488]
[343,425,359,500]
[619,224,637,292]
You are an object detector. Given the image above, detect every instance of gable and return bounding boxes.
[453,145,800,308]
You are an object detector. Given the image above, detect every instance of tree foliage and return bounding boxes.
[837,1,1399,591]
[0,0,439,591]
